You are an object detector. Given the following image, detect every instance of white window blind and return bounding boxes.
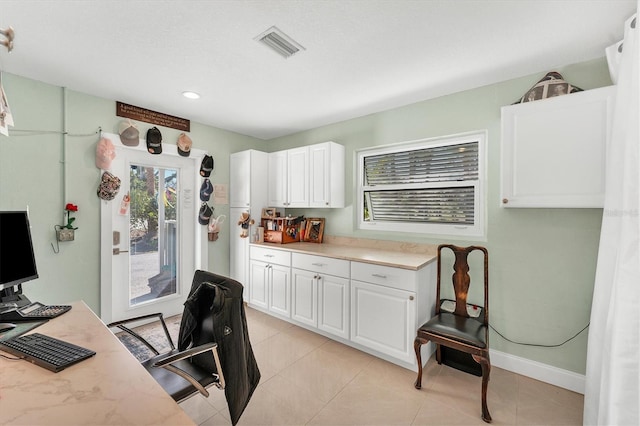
[357,132,485,237]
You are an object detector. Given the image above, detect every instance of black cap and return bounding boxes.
[200,155,214,177]
[198,203,213,225]
[146,127,163,154]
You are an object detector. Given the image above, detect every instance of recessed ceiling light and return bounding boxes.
[182,91,200,99]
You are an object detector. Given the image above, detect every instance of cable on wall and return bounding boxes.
[490,322,590,348]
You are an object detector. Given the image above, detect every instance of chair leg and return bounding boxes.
[414,338,423,389]
[473,354,492,423]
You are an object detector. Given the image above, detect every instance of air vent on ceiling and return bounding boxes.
[255,26,305,58]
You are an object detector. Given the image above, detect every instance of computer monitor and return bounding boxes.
[0,211,39,306]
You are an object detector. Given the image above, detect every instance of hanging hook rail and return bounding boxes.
[0,26,14,52]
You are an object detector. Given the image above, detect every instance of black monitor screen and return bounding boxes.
[0,211,39,292]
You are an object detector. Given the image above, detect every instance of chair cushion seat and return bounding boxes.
[142,350,218,402]
[418,312,487,348]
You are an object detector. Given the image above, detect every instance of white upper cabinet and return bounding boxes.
[309,142,345,208]
[268,147,309,208]
[500,86,616,208]
[268,142,345,209]
[230,150,268,208]
[230,150,251,208]
[267,150,288,207]
[287,147,310,207]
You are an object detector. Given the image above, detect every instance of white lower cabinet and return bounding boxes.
[350,261,436,368]
[291,268,317,327]
[317,274,349,339]
[248,245,436,370]
[249,246,291,319]
[350,280,416,364]
[291,253,350,339]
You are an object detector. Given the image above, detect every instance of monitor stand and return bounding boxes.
[0,287,31,308]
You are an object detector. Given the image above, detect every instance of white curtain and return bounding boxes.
[584,7,640,426]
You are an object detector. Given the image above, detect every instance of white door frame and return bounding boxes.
[99,132,207,323]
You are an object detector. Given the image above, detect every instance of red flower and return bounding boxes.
[65,203,78,212]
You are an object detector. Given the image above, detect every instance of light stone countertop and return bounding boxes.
[250,237,437,271]
[0,301,195,426]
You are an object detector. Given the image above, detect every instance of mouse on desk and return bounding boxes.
[0,322,16,333]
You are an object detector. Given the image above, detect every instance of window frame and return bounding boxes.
[356,130,487,239]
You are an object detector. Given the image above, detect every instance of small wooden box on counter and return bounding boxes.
[262,216,300,244]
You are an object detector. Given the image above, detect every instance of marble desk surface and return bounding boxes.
[0,301,195,425]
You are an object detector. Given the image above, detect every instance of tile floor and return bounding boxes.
[179,307,584,425]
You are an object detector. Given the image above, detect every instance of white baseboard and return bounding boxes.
[490,349,585,394]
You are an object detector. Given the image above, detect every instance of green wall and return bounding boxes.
[268,58,611,375]
[0,73,262,315]
[0,57,611,374]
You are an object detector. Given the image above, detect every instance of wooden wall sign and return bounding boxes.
[116,101,190,132]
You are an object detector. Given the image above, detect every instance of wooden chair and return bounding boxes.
[414,244,491,423]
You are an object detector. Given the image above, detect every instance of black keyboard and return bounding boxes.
[0,333,96,372]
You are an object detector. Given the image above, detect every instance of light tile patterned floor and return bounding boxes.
[179,307,584,425]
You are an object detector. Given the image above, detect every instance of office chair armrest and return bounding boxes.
[107,312,175,356]
[152,342,226,396]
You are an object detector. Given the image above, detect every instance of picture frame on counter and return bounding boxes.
[261,207,277,219]
[303,218,325,243]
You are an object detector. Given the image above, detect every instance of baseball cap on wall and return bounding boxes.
[200,178,213,201]
[146,127,163,154]
[95,137,116,170]
[198,203,213,225]
[118,120,140,146]
[177,133,192,157]
[200,155,214,177]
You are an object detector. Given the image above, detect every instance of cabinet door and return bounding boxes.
[268,151,288,207]
[309,143,331,208]
[350,280,416,364]
[230,151,250,208]
[269,263,291,318]
[287,146,309,208]
[310,142,345,208]
[318,274,349,339]
[230,209,249,301]
[291,268,317,327]
[249,260,269,310]
[500,86,615,208]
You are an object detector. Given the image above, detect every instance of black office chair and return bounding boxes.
[109,310,225,402]
[414,244,491,423]
[109,270,260,425]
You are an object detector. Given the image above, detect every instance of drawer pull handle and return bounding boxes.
[311,263,325,267]
[264,254,275,258]
[372,274,387,279]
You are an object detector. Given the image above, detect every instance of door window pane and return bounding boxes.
[129,165,179,306]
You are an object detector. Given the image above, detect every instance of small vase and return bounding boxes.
[56,228,75,242]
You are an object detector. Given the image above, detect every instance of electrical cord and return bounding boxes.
[489,322,590,348]
[0,352,24,361]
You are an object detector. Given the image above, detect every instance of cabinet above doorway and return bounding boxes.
[268,141,345,209]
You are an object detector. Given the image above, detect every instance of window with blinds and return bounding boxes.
[357,132,486,237]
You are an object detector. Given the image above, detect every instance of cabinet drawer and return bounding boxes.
[250,246,291,266]
[292,253,350,278]
[351,262,416,292]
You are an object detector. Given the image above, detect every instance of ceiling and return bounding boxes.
[0,1,635,140]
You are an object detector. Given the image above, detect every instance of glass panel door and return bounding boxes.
[129,164,179,306]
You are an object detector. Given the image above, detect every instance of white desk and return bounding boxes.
[0,301,195,425]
